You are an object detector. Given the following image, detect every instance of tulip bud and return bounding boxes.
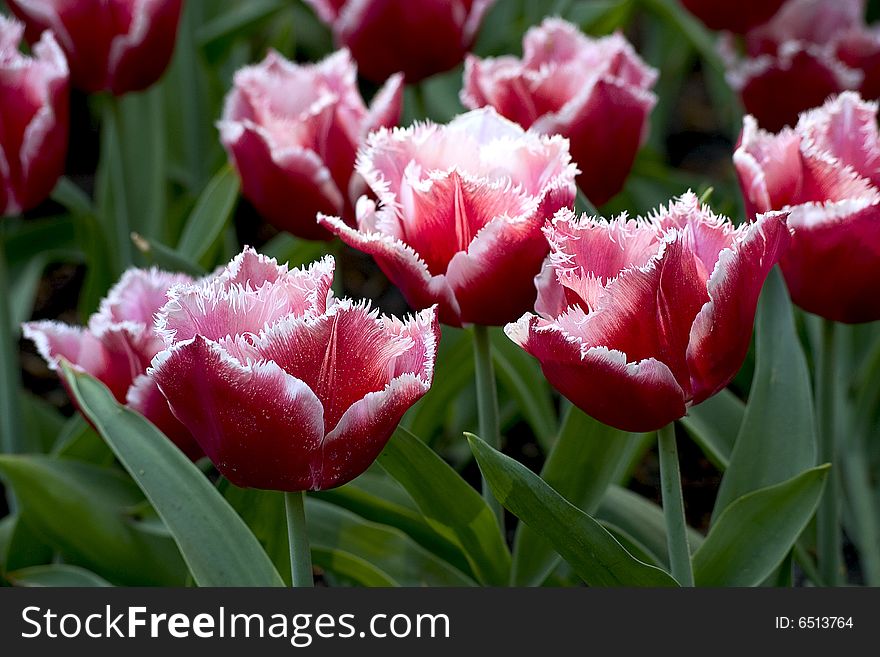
[0,16,68,216]
[8,0,183,95]
[23,267,201,459]
[304,0,495,83]
[318,107,578,327]
[462,19,657,206]
[219,49,402,241]
[150,248,439,491]
[506,193,790,432]
[735,91,880,323]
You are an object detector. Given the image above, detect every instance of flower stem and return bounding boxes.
[473,324,504,531]
[284,491,313,587]
[816,319,842,586]
[658,423,694,586]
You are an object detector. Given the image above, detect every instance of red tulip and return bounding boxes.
[735,92,880,323]
[724,0,872,132]
[7,0,182,95]
[0,17,68,217]
[318,108,578,327]
[23,267,201,458]
[219,49,402,241]
[150,248,439,491]
[506,193,790,432]
[461,19,657,206]
[680,0,787,34]
[304,0,495,83]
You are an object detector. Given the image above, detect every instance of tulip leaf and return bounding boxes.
[131,232,207,277]
[595,485,705,571]
[512,406,645,585]
[0,454,186,586]
[176,164,240,264]
[314,469,473,577]
[694,465,830,586]
[680,388,745,470]
[0,514,54,574]
[308,498,476,587]
[466,434,678,586]
[713,268,817,520]
[377,427,511,585]
[7,564,112,588]
[198,0,287,63]
[60,364,285,587]
[491,329,557,450]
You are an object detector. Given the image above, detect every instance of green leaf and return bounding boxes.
[197,0,287,63]
[221,485,292,585]
[0,515,54,574]
[260,233,328,269]
[308,499,475,587]
[694,465,830,587]
[491,329,557,450]
[314,469,472,577]
[512,406,645,585]
[595,485,705,570]
[131,232,207,276]
[377,427,510,585]
[20,392,64,454]
[680,388,744,470]
[60,364,284,587]
[713,268,817,520]
[467,434,678,586]
[7,564,112,587]
[176,165,240,264]
[0,454,186,586]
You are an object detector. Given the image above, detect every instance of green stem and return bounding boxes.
[658,424,694,586]
[99,96,132,274]
[284,491,313,587]
[842,446,880,585]
[473,324,504,531]
[574,188,598,216]
[816,319,842,586]
[412,83,429,121]
[0,224,24,456]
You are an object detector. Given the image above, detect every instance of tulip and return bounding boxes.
[7,0,183,95]
[318,107,578,327]
[680,0,787,34]
[0,16,69,217]
[461,18,657,206]
[304,0,496,83]
[23,267,201,458]
[150,247,439,492]
[734,92,880,323]
[506,193,790,433]
[219,49,403,241]
[723,0,876,131]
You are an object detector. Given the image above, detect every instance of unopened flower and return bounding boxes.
[462,18,657,206]
[219,49,402,240]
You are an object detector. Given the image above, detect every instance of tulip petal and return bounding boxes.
[364,71,403,137]
[687,211,791,402]
[151,336,326,491]
[318,206,462,324]
[734,115,804,215]
[781,199,880,323]
[506,314,687,432]
[126,373,203,460]
[248,300,428,431]
[158,253,335,343]
[96,266,192,325]
[108,0,182,94]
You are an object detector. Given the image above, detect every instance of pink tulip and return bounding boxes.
[304,0,495,83]
[23,267,201,458]
[680,0,787,34]
[723,0,878,132]
[150,248,439,491]
[317,107,578,327]
[462,18,657,206]
[734,92,880,323]
[0,16,68,216]
[8,0,182,95]
[219,49,402,241]
[506,193,790,432]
